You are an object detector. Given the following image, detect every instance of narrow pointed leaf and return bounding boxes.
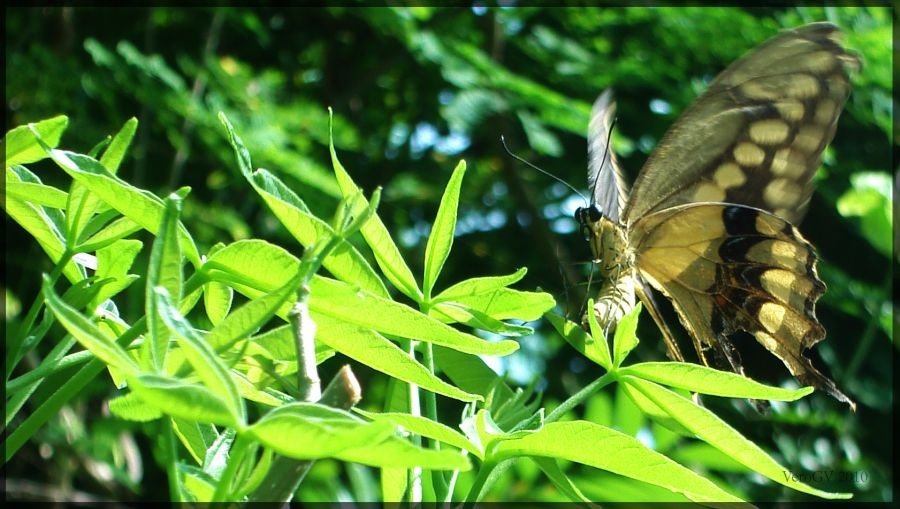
[435,268,527,300]
[621,362,815,400]
[329,110,420,300]
[5,166,84,282]
[129,373,238,428]
[355,409,484,458]
[6,181,68,209]
[311,276,518,356]
[623,376,851,500]
[547,313,611,371]
[314,314,482,402]
[66,118,137,240]
[42,274,138,373]
[612,303,641,367]
[493,420,743,503]
[144,195,184,370]
[154,288,245,426]
[423,160,466,298]
[203,269,301,352]
[217,112,387,297]
[532,456,597,505]
[38,146,200,265]
[248,403,395,458]
[4,115,68,167]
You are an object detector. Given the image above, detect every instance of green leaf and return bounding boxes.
[622,377,851,499]
[203,268,302,352]
[532,456,597,505]
[89,239,142,311]
[203,281,233,327]
[546,312,611,371]
[310,276,518,356]
[217,112,387,297]
[836,171,892,257]
[355,409,483,458]
[252,168,387,296]
[621,362,814,400]
[202,240,503,396]
[39,146,201,265]
[431,302,533,337]
[492,420,743,503]
[107,391,163,422]
[5,181,68,209]
[432,345,516,402]
[446,286,556,321]
[669,442,751,473]
[76,216,142,253]
[172,419,219,465]
[612,303,641,367]
[248,325,333,364]
[329,110,421,301]
[5,166,85,283]
[65,118,137,242]
[314,314,482,403]
[336,435,470,471]
[435,268,527,300]
[144,195,185,370]
[248,403,396,459]
[423,159,466,298]
[154,288,246,426]
[620,382,693,437]
[381,466,407,503]
[4,115,68,167]
[128,373,239,428]
[42,274,138,373]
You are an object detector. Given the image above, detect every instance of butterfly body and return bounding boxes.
[576,207,636,330]
[577,22,859,408]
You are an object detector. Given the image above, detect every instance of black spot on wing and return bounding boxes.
[722,206,761,235]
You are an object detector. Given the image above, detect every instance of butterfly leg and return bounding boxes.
[634,278,685,363]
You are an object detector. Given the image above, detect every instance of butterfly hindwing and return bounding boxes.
[631,202,853,407]
[623,22,860,226]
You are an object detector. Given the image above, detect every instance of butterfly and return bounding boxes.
[575,22,859,409]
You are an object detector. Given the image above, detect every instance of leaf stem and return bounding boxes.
[545,372,616,424]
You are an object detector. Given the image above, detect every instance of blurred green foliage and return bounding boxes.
[4,5,893,503]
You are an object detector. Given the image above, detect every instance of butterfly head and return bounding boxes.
[575,204,604,242]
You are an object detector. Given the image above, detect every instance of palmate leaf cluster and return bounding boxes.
[4,5,892,504]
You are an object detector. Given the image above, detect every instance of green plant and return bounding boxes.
[4,112,855,503]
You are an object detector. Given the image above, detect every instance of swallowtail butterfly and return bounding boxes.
[576,22,859,408]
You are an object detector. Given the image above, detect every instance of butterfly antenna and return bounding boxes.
[588,116,618,208]
[501,136,588,206]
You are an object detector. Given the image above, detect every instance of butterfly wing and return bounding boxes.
[623,22,860,226]
[632,203,853,407]
[619,23,858,406]
[588,89,630,223]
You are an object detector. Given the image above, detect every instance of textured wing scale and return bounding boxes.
[632,203,854,408]
[623,22,860,226]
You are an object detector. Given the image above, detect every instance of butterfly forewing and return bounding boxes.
[588,89,630,223]
[623,22,860,226]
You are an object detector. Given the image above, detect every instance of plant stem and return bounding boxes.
[6,251,73,382]
[246,366,361,502]
[545,372,616,424]
[423,341,449,499]
[292,284,320,402]
[163,417,182,502]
